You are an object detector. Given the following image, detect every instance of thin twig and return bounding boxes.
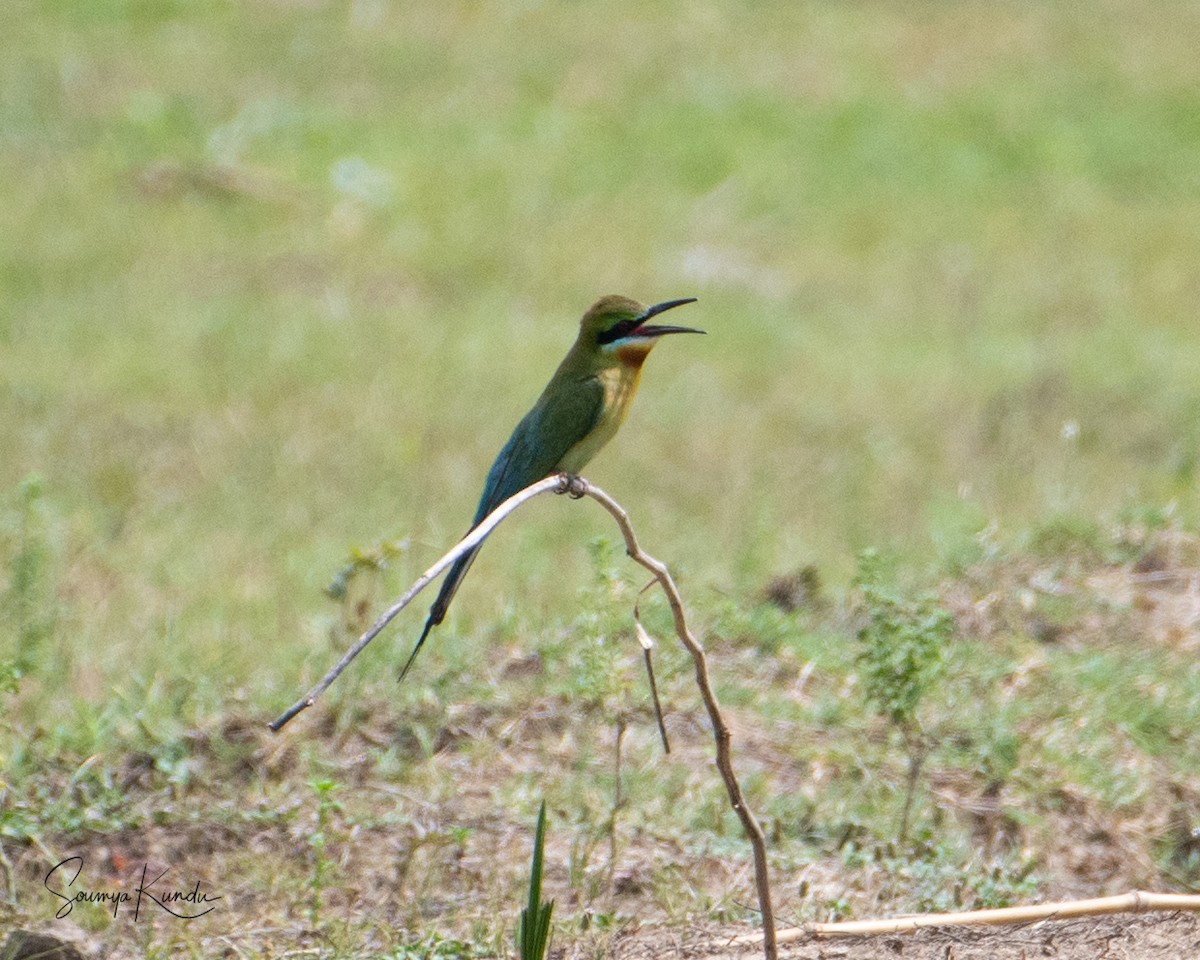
[0,836,16,903]
[634,594,671,754]
[609,717,627,890]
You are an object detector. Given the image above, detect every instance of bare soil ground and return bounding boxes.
[612,914,1200,960]
[3,526,1199,958]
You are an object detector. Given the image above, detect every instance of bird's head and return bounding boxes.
[579,295,703,360]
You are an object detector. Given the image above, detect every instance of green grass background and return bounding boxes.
[5,0,1197,698]
[2,0,1200,947]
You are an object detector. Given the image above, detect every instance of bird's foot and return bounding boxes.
[557,472,589,499]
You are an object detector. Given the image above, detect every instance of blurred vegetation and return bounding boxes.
[5,0,1199,698]
[2,0,1199,954]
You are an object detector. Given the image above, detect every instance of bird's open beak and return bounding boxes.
[631,297,705,338]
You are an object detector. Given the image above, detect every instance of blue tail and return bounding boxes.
[397,545,480,683]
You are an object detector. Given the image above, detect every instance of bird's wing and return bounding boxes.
[473,374,606,522]
[402,374,607,683]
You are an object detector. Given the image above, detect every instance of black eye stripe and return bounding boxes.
[596,318,640,345]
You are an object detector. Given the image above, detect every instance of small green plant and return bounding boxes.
[0,658,18,697]
[1026,513,1105,563]
[325,538,410,636]
[516,802,554,960]
[854,549,953,843]
[549,537,645,898]
[388,934,494,959]
[307,778,343,928]
[3,474,56,676]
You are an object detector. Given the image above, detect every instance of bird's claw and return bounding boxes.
[557,473,588,499]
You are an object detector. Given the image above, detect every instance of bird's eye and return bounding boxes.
[597,318,639,345]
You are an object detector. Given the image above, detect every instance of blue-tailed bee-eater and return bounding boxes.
[399,295,703,681]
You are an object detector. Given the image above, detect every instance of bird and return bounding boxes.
[398,294,704,682]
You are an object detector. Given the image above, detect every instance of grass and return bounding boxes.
[3,0,1200,956]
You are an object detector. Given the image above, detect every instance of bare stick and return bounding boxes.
[268,475,566,732]
[641,646,670,755]
[732,890,1200,946]
[634,597,671,754]
[572,478,778,960]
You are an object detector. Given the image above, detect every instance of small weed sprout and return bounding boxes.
[307,777,343,928]
[0,659,18,698]
[854,549,953,844]
[517,802,554,960]
[565,537,644,891]
[325,539,410,637]
[570,537,633,710]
